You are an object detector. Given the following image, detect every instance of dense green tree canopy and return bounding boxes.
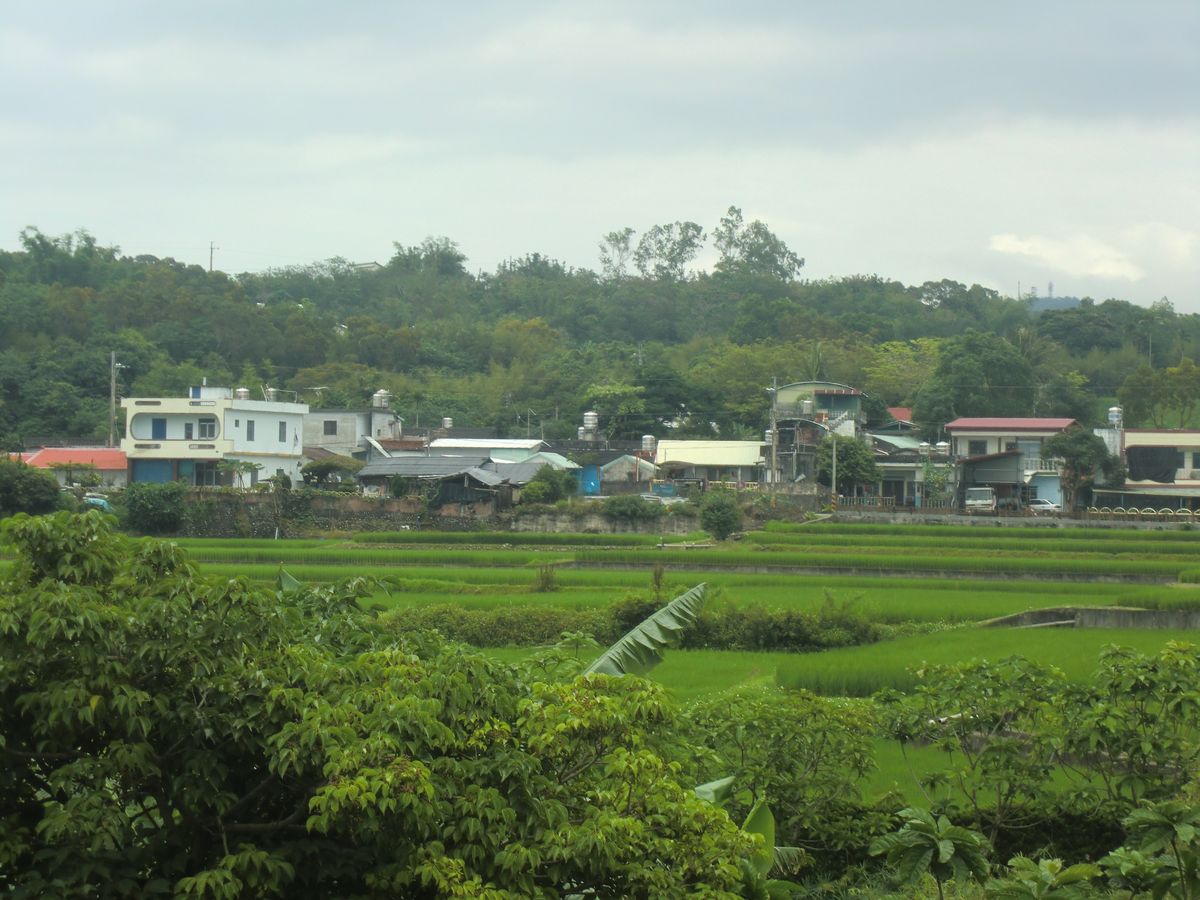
[0,512,756,896]
[2,222,1199,446]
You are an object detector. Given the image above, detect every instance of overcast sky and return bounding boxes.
[2,2,1197,309]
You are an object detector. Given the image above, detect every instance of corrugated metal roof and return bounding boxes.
[946,418,1075,431]
[358,456,488,478]
[654,440,765,467]
[26,447,127,469]
[871,434,923,451]
[489,450,579,469]
[430,438,546,450]
[484,461,548,484]
[465,467,505,487]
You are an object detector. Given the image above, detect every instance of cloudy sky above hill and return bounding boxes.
[2,2,1197,308]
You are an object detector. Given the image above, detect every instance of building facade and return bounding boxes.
[121,386,308,486]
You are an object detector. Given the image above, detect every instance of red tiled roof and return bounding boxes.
[25,447,127,470]
[887,407,913,423]
[945,418,1075,431]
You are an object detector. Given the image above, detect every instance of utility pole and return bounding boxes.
[831,434,838,512]
[209,241,218,273]
[766,379,778,505]
[108,352,125,448]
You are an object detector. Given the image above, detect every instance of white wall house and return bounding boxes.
[945,418,1075,466]
[122,386,308,486]
[945,417,1074,506]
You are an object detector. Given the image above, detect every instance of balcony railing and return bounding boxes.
[1023,457,1064,474]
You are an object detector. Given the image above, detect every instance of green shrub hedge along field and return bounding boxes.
[745,529,1200,557]
[764,521,1200,542]
[483,647,796,703]
[574,547,1188,578]
[775,627,1197,696]
[354,531,709,546]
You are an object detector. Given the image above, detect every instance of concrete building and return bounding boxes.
[302,390,403,460]
[121,385,308,486]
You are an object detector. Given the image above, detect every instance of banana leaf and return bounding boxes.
[277,565,302,593]
[582,583,707,676]
[694,775,737,805]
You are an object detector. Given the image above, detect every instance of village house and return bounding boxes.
[24,447,129,488]
[945,417,1074,507]
[121,385,308,486]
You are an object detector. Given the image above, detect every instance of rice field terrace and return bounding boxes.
[774,626,1198,696]
[142,523,1199,700]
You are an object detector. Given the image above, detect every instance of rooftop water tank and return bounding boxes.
[583,410,599,430]
[234,387,250,400]
[641,434,656,452]
[764,429,774,443]
[442,417,453,430]
[577,426,586,440]
[1108,406,1123,427]
[801,399,815,416]
[264,387,278,401]
[372,389,392,408]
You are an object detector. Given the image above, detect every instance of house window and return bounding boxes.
[323,420,337,436]
[194,461,218,486]
[1004,441,1017,451]
[198,417,216,438]
[246,420,255,441]
[184,422,194,440]
[279,421,287,442]
[1177,451,1187,470]
[968,440,988,456]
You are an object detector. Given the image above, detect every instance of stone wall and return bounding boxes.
[985,605,1200,629]
[180,490,492,537]
[508,512,699,535]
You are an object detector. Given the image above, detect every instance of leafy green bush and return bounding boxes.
[526,465,578,502]
[0,460,61,518]
[0,512,756,895]
[600,494,665,523]
[381,603,609,647]
[699,491,742,540]
[122,481,186,534]
[519,481,554,505]
[383,591,882,653]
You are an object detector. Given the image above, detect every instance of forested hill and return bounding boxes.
[0,225,1195,449]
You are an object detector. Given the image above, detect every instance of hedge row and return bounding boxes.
[574,548,1186,578]
[763,520,1200,542]
[745,530,1200,558]
[380,594,886,654]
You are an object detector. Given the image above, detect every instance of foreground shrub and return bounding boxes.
[122,480,186,534]
[0,512,755,896]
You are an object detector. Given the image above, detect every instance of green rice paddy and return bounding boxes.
[775,626,1197,696]
[20,523,1192,706]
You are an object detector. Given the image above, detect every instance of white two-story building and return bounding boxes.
[121,386,308,486]
[945,417,1074,506]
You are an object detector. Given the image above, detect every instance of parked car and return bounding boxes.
[1027,498,1061,514]
[82,493,112,512]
